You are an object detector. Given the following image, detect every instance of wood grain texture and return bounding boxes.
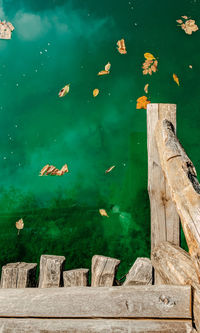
[38,255,65,288]
[63,269,89,286]
[123,257,152,286]
[147,104,180,284]
[0,285,191,318]
[91,255,120,286]
[1,262,37,288]
[151,241,200,331]
[0,319,194,333]
[155,119,200,279]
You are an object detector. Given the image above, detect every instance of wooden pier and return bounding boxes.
[0,103,199,332]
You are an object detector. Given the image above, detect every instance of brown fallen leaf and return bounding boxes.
[58,84,70,97]
[177,17,198,34]
[173,73,180,86]
[144,84,149,94]
[117,39,127,54]
[40,164,69,176]
[142,55,158,75]
[136,96,150,109]
[105,165,115,173]
[98,62,111,75]
[189,65,193,69]
[99,209,109,217]
[16,218,24,235]
[93,88,99,97]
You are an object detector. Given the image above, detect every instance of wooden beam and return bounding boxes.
[147,104,180,284]
[91,255,120,286]
[123,257,152,286]
[63,269,89,287]
[1,262,37,288]
[38,255,65,288]
[0,285,191,318]
[155,119,200,278]
[151,241,200,331]
[0,319,194,332]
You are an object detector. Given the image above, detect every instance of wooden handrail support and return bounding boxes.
[155,117,200,279]
[147,104,180,284]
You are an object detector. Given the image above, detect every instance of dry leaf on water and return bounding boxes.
[144,53,155,60]
[144,83,149,94]
[93,89,99,97]
[98,62,111,75]
[177,17,198,35]
[99,209,109,217]
[136,96,150,110]
[16,218,24,235]
[142,54,158,75]
[58,84,70,97]
[40,164,69,176]
[189,65,193,69]
[105,165,115,173]
[173,73,180,86]
[117,39,127,54]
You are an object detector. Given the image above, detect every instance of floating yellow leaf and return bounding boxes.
[93,89,99,97]
[105,62,111,71]
[105,165,115,173]
[181,15,188,19]
[173,73,180,86]
[144,53,155,60]
[144,83,149,94]
[58,84,70,97]
[136,96,150,110]
[117,39,127,54]
[16,218,24,235]
[176,19,183,24]
[99,209,109,217]
[40,164,69,176]
[98,62,111,75]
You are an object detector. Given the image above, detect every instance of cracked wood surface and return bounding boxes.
[0,285,191,318]
[147,103,180,284]
[155,118,200,280]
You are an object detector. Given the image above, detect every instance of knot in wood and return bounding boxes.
[159,295,175,307]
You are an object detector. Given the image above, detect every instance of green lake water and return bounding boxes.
[0,0,199,279]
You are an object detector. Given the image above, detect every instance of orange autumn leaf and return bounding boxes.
[99,209,109,217]
[173,73,180,86]
[117,39,127,54]
[98,62,111,75]
[105,165,115,173]
[136,96,150,110]
[144,83,149,94]
[93,89,99,97]
[105,62,111,71]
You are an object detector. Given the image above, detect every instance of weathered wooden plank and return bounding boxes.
[155,118,200,279]
[0,285,191,318]
[147,103,180,284]
[1,262,37,288]
[123,257,152,286]
[63,268,89,286]
[38,254,65,288]
[0,319,194,333]
[151,241,200,331]
[91,255,120,286]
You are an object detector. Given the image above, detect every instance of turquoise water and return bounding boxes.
[0,0,199,278]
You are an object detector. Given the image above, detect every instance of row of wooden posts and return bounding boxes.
[0,103,200,332]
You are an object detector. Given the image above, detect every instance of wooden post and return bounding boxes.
[38,255,65,288]
[155,119,200,279]
[91,255,120,287]
[63,269,89,287]
[123,258,152,286]
[147,104,180,284]
[1,262,37,288]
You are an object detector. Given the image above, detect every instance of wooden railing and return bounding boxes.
[0,103,199,333]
